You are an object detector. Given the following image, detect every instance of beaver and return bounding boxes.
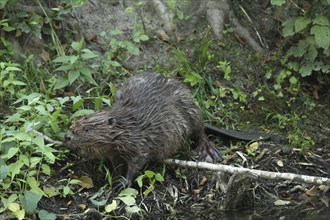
[64,73,221,188]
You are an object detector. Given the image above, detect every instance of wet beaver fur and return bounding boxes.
[64,73,221,187]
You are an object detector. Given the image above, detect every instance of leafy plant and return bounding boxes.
[136,170,164,198]
[104,188,141,216]
[0,61,24,101]
[52,39,99,90]
[217,60,232,80]
[272,0,330,77]
[265,69,299,97]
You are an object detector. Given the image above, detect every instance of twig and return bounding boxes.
[27,128,64,146]
[164,159,330,186]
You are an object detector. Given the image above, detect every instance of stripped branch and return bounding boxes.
[27,128,63,146]
[164,159,330,186]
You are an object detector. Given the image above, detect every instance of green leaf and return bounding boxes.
[8,202,20,212]
[119,187,138,197]
[270,0,285,6]
[90,198,107,207]
[125,205,141,214]
[289,76,298,84]
[11,80,26,85]
[105,200,117,213]
[43,147,57,163]
[4,113,22,123]
[71,109,94,118]
[311,25,330,49]
[5,66,21,71]
[52,56,71,63]
[79,66,93,77]
[54,77,70,90]
[43,185,60,197]
[299,63,314,76]
[72,98,84,110]
[68,69,80,85]
[313,16,329,26]
[143,184,154,197]
[294,17,311,33]
[33,136,45,149]
[5,147,18,159]
[55,65,73,72]
[71,39,84,52]
[144,170,155,178]
[287,40,308,57]
[27,177,46,196]
[7,194,19,204]
[0,159,9,180]
[42,164,51,176]
[0,0,9,9]
[69,55,79,64]
[8,160,24,177]
[81,49,99,60]
[15,209,25,220]
[118,195,135,206]
[139,35,149,41]
[38,210,57,220]
[183,72,202,86]
[35,105,47,115]
[63,186,71,196]
[124,6,134,14]
[80,69,97,85]
[282,18,295,37]
[20,191,42,215]
[167,0,176,9]
[135,175,143,188]
[155,173,164,182]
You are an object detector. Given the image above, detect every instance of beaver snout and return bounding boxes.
[64,131,73,142]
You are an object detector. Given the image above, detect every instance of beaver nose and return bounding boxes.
[64,131,73,142]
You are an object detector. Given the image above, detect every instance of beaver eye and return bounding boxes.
[83,126,89,132]
[108,117,116,126]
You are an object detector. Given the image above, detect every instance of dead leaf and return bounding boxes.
[312,85,319,99]
[41,49,50,62]
[77,176,94,189]
[199,176,207,186]
[87,34,97,42]
[15,29,22,38]
[79,204,87,210]
[320,195,329,208]
[276,160,284,167]
[319,185,330,193]
[67,200,73,206]
[305,185,318,196]
[274,199,291,206]
[193,189,200,196]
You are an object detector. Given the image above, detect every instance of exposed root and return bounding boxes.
[151,0,177,37]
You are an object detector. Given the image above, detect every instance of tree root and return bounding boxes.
[152,0,265,52]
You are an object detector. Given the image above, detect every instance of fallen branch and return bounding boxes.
[27,128,64,146]
[164,159,330,186]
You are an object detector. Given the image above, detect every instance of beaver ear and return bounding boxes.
[108,117,116,126]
